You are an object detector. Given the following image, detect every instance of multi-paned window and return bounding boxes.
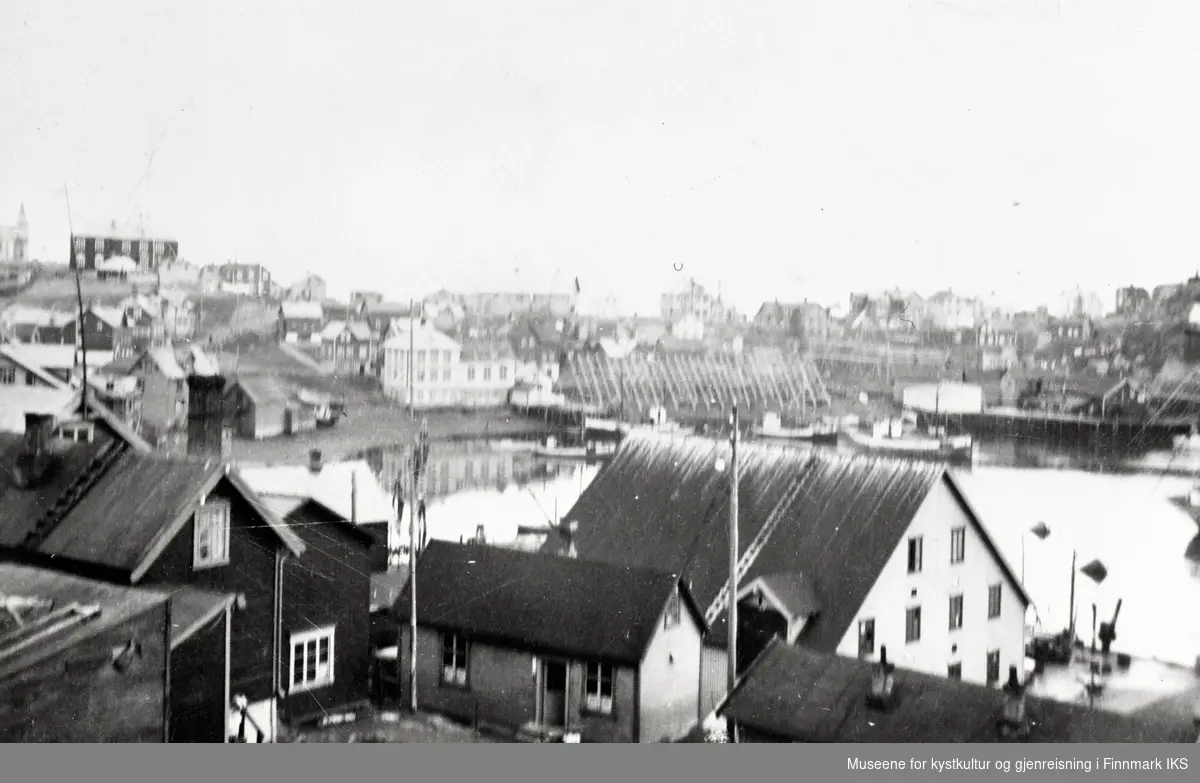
[0,366,14,385]
[947,662,963,680]
[290,626,335,692]
[950,526,966,564]
[948,594,964,631]
[988,584,1002,619]
[193,498,231,569]
[905,606,922,644]
[986,650,1001,685]
[857,619,875,658]
[907,536,923,574]
[441,633,469,687]
[584,662,614,715]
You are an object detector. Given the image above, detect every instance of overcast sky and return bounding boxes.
[3,0,1199,315]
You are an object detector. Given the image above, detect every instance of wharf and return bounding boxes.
[926,407,1193,451]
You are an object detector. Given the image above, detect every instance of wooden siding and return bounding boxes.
[169,611,229,743]
[700,644,729,720]
[637,593,704,742]
[281,508,373,724]
[0,601,169,742]
[139,480,280,705]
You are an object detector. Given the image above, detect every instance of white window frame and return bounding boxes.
[0,366,14,385]
[193,497,231,569]
[663,588,681,629]
[950,526,966,564]
[290,626,336,694]
[583,661,614,716]
[441,632,469,687]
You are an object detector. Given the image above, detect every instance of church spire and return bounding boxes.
[17,203,26,226]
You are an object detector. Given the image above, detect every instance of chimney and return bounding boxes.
[998,666,1028,737]
[867,646,896,709]
[309,449,323,474]
[186,374,229,461]
[11,413,56,489]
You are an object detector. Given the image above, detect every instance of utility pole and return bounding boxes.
[64,184,89,421]
[408,298,418,713]
[727,402,740,743]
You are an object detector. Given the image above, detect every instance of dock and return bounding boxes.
[922,407,1193,451]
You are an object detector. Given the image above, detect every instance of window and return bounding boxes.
[857,619,875,658]
[483,367,492,381]
[417,370,426,382]
[0,366,14,385]
[950,526,966,564]
[441,633,468,686]
[417,350,426,363]
[905,607,921,643]
[467,366,476,381]
[986,650,1001,685]
[443,351,451,363]
[947,662,963,681]
[443,368,451,381]
[663,588,681,629]
[499,365,508,381]
[290,626,335,693]
[430,350,439,364]
[907,536,923,574]
[948,594,963,631]
[25,371,36,386]
[193,498,231,568]
[988,584,1002,619]
[584,662,614,715]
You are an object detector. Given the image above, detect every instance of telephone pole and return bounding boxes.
[408,298,418,713]
[727,403,740,743]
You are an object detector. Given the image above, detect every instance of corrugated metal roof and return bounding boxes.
[721,639,1200,743]
[394,540,702,664]
[553,430,1025,651]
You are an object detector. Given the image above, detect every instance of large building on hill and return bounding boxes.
[69,220,179,271]
[545,431,1030,719]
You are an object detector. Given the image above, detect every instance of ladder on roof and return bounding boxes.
[0,603,102,665]
[21,440,125,551]
[704,479,809,627]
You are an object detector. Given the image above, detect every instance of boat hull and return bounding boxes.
[843,428,973,462]
[753,426,839,445]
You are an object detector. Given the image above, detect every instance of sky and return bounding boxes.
[3,0,1200,316]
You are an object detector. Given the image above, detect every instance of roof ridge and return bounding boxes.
[21,441,127,551]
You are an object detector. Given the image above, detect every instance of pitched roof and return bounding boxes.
[230,375,291,407]
[163,585,237,649]
[0,344,72,389]
[382,322,461,352]
[0,563,172,679]
[144,346,186,380]
[366,301,415,317]
[720,639,1200,743]
[89,305,126,330]
[552,431,1028,649]
[238,460,397,525]
[393,540,704,664]
[0,440,304,579]
[280,301,324,320]
[320,320,374,342]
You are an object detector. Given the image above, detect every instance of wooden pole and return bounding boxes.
[727,402,740,742]
[408,299,418,713]
[64,185,89,420]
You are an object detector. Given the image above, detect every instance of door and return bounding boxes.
[542,660,568,729]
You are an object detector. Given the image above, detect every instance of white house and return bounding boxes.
[381,322,533,410]
[0,344,76,432]
[552,431,1031,719]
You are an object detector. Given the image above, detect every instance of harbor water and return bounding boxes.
[360,435,1200,670]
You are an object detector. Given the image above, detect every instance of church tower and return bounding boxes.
[13,204,28,263]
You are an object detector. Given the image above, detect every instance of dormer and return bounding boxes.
[866,646,897,710]
[193,493,231,570]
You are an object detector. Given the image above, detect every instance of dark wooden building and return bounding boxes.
[0,564,172,742]
[70,224,179,271]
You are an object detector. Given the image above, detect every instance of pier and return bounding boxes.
[921,407,1194,451]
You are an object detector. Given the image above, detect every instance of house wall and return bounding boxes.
[699,644,729,720]
[62,310,117,352]
[637,595,704,743]
[834,476,1027,688]
[0,601,169,742]
[69,234,179,271]
[281,515,372,724]
[139,367,186,435]
[169,610,230,743]
[139,480,281,706]
[279,317,323,343]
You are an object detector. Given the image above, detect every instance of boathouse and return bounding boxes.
[547,430,1030,719]
[394,541,707,743]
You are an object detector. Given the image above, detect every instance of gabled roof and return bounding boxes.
[229,375,291,407]
[319,320,374,342]
[394,540,705,664]
[164,586,237,650]
[0,344,71,389]
[382,322,461,352]
[279,301,324,320]
[89,305,126,330]
[719,639,1200,743]
[0,563,172,679]
[551,431,1029,650]
[238,460,397,526]
[0,440,305,580]
[366,301,415,317]
[143,346,186,380]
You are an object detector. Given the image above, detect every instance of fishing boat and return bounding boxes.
[489,439,540,454]
[842,418,974,462]
[752,411,839,445]
[583,416,633,436]
[532,436,617,461]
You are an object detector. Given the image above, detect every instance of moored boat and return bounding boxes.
[583,417,633,436]
[842,418,973,462]
[531,436,617,461]
[752,411,839,445]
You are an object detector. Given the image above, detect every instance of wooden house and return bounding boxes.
[277,301,325,344]
[719,639,1200,743]
[0,376,371,740]
[394,541,707,743]
[224,375,290,440]
[546,431,1030,719]
[0,564,173,742]
[319,320,378,376]
[133,346,189,440]
[363,301,414,336]
[0,345,77,434]
[61,305,125,353]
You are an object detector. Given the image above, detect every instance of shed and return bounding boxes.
[224,376,291,440]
